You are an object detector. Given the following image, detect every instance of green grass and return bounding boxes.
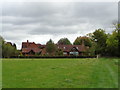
[2,58,119,88]
[0,58,2,89]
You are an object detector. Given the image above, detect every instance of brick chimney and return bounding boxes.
[27,40,29,47]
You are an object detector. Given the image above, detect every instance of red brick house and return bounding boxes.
[57,45,89,56]
[22,40,42,56]
[21,40,89,56]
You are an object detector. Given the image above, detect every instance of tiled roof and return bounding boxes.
[36,44,41,47]
[22,41,41,53]
[40,45,46,48]
[57,45,88,52]
[22,40,89,54]
[22,48,42,53]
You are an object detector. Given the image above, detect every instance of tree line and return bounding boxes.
[0,23,120,57]
[0,37,19,58]
[46,24,120,57]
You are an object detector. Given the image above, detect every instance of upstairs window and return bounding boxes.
[22,45,27,48]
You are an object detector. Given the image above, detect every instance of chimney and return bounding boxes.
[27,40,29,47]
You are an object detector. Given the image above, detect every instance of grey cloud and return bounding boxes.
[1,2,118,49]
[2,2,62,17]
[2,2,117,26]
[28,25,81,35]
[2,31,27,41]
[118,1,120,23]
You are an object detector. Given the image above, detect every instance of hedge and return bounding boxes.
[9,55,96,58]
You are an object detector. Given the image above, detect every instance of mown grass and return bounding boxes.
[2,58,119,88]
[0,58,2,89]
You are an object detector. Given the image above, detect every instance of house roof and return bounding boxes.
[22,48,42,53]
[22,40,89,54]
[40,45,46,48]
[57,45,88,52]
[22,41,42,53]
[36,44,41,47]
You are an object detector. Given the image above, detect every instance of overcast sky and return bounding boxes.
[0,0,118,49]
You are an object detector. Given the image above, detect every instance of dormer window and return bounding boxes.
[64,47,66,49]
[76,47,78,49]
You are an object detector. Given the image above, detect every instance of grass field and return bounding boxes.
[2,58,119,88]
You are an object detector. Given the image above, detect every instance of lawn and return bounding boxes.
[2,58,119,88]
